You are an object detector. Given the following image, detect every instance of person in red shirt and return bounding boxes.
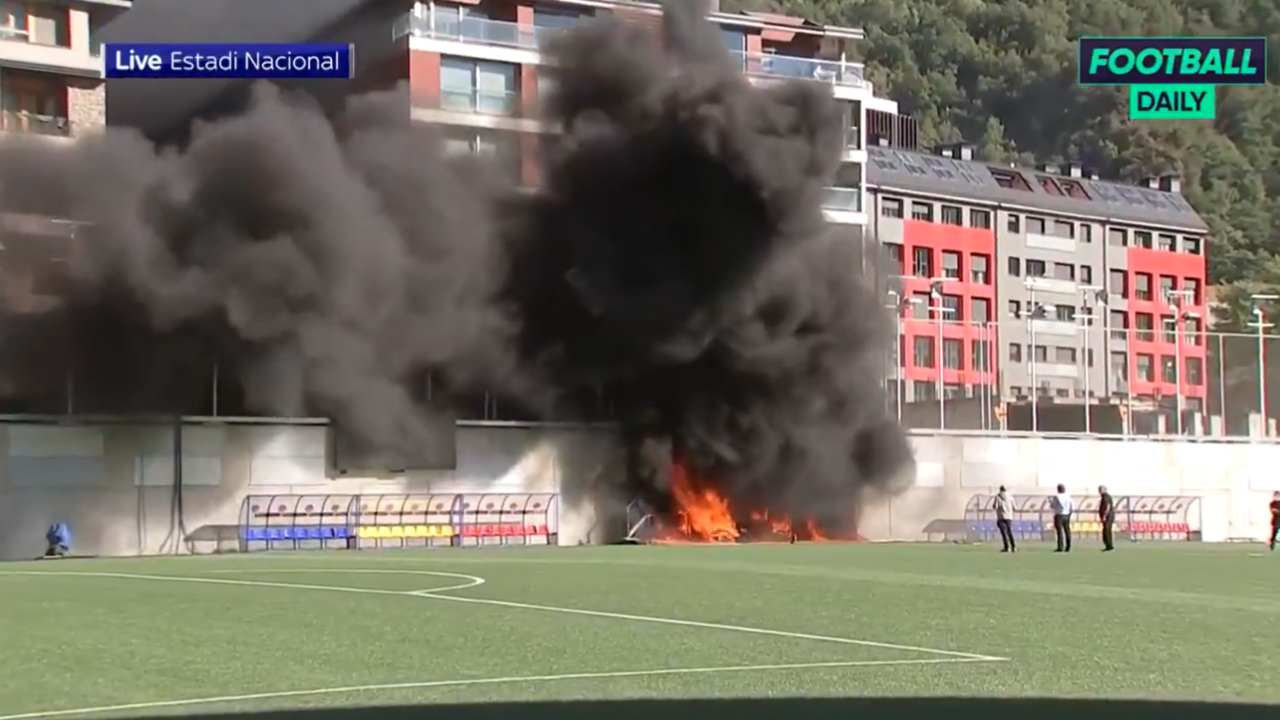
[1270,492,1279,552]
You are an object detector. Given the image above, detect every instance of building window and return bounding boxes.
[1134,231,1153,249]
[1034,345,1048,362]
[1009,343,1022,362]
[1183,236,1202,255]
[1009,300,1021,318]
[912,292,931,319]
[1158,233,1177,251]
[1136,313,1154,341]
[881,197,903,218]
[1052,219,1075,239]
[1111,351,1129,381]
[1080,265,1093,284]
[1109,228,1127,246]
[911,201,933,222]
[914,380,936,401]
[1110,270,1128,298]
[941,205,963,226]
[1081,224,1093,243]
[1038,175,1063,195]
[1162,314,1176,343]
[1187,357,1204,385]
[1053,262,1076,281]
[1135,273,1153,301]
[1110,310,1128,340]
[1056,347,1077,364]
[1162,355,1177,383]
[1186,316,1203,345]
[1011,386,1024,398]
[971,254,990,284]
[1026,259,1046,277]
[972,297,991,323]
[941,251,961,279]
[1056,305,1076,322]
[1027,216,1046,235]
[1,2,27,33]
[13,4,68,47]
[970,209,991,229]
[1137,354,1154,381]
[1185,277,1201,305]
[1007,214,1021,233]
[1159,275,1176,301]
[972,340,990,371]
[943,339,963,369]
[1055,388,1070,398]
[913,336,935,368]
[1008,257,1021,277]
[992,169,1032,191]
[719,26,746,54]
[1088,349,1095,368]
[942,294,962,322]
[887,244,904,270]
[441,57,519,115]
[912,247,932,277]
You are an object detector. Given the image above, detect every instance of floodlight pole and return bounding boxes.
[1250,293,1279,437]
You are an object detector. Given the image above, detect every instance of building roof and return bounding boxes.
[865,146,1209,233]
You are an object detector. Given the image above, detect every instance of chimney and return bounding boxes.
[1158,174,1182,193]
[1037,163,1055,174]
[957,144,974,160]
[938,146,955,159]
[1061,162,1083,178]
[1087,170,1100,180]
[1141,177,1159,189]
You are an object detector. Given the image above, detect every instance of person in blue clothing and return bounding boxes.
[45,522,70,557]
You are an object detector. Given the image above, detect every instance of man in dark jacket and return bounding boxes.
[1098,486,1116,552]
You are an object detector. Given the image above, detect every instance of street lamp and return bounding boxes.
[1078,285,1104,434]
[1250,293,1279,437]
[929,278,957,430]
[1164,288,1195,435]
[1020,277,1049,432]
[884,290,921,423]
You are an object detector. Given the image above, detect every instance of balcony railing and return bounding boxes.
[439,87,520,116]
[395,13,868,88]
[0,110,72,137]
[821,186,863,212]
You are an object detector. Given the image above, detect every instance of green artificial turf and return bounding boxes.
[0,542,1277,719]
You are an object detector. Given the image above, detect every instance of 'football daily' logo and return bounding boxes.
[1078,37,1267,119]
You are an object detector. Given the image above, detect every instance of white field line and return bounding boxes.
[0,570,485,596]
[408,588,1006,661]
[0,657,996,720]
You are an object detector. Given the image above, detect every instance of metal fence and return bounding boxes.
[884,314,1280,439]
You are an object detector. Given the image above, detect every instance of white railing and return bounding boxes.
[439,88,520,116]
[395,14,868,88]
[0,110,72,137]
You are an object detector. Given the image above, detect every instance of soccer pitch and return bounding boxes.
[1,543,1277,719]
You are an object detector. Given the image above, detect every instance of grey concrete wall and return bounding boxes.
[0,420,627,560]
[859,433,1280,543]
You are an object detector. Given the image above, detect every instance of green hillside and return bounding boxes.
[726,0,1280,327]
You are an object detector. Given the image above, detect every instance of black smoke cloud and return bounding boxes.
[0,0,913,525]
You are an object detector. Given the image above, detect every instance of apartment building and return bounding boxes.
[396,0,904,234]
[0,0,128,137]
[867,145,1210,422]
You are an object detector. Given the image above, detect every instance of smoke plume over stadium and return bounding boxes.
[0,0,913,534]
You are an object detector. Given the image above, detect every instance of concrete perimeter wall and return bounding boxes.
[860,434,1280,543]
[3,421,1278,559]
[0,421,626,561]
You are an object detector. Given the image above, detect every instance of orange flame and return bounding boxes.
[667,462,740,543]
[804,517,830,542]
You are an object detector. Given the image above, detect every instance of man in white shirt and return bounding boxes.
[993,486,1016,553]
[1050,483,1073,552]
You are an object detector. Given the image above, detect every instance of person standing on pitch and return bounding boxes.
[1270,491,1279,551]
[1050,483,1073,552]
[1098,485,1116,552]
[993,486,1016,553]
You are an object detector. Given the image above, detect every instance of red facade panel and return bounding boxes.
[898,219,999,395]
[409,50,441,106]
[1125,246,1207,400]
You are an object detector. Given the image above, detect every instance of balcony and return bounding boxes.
[1025,232,1076,253]
[395,14,868,89]
[0,110,72,137]
[1035,362,1079,379]
[821,186,862,212]
[0,28,102,77]
[1030,319,1078,337]
[1024,276,1077,295]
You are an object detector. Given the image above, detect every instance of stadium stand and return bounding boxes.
[962,493,1200,544]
